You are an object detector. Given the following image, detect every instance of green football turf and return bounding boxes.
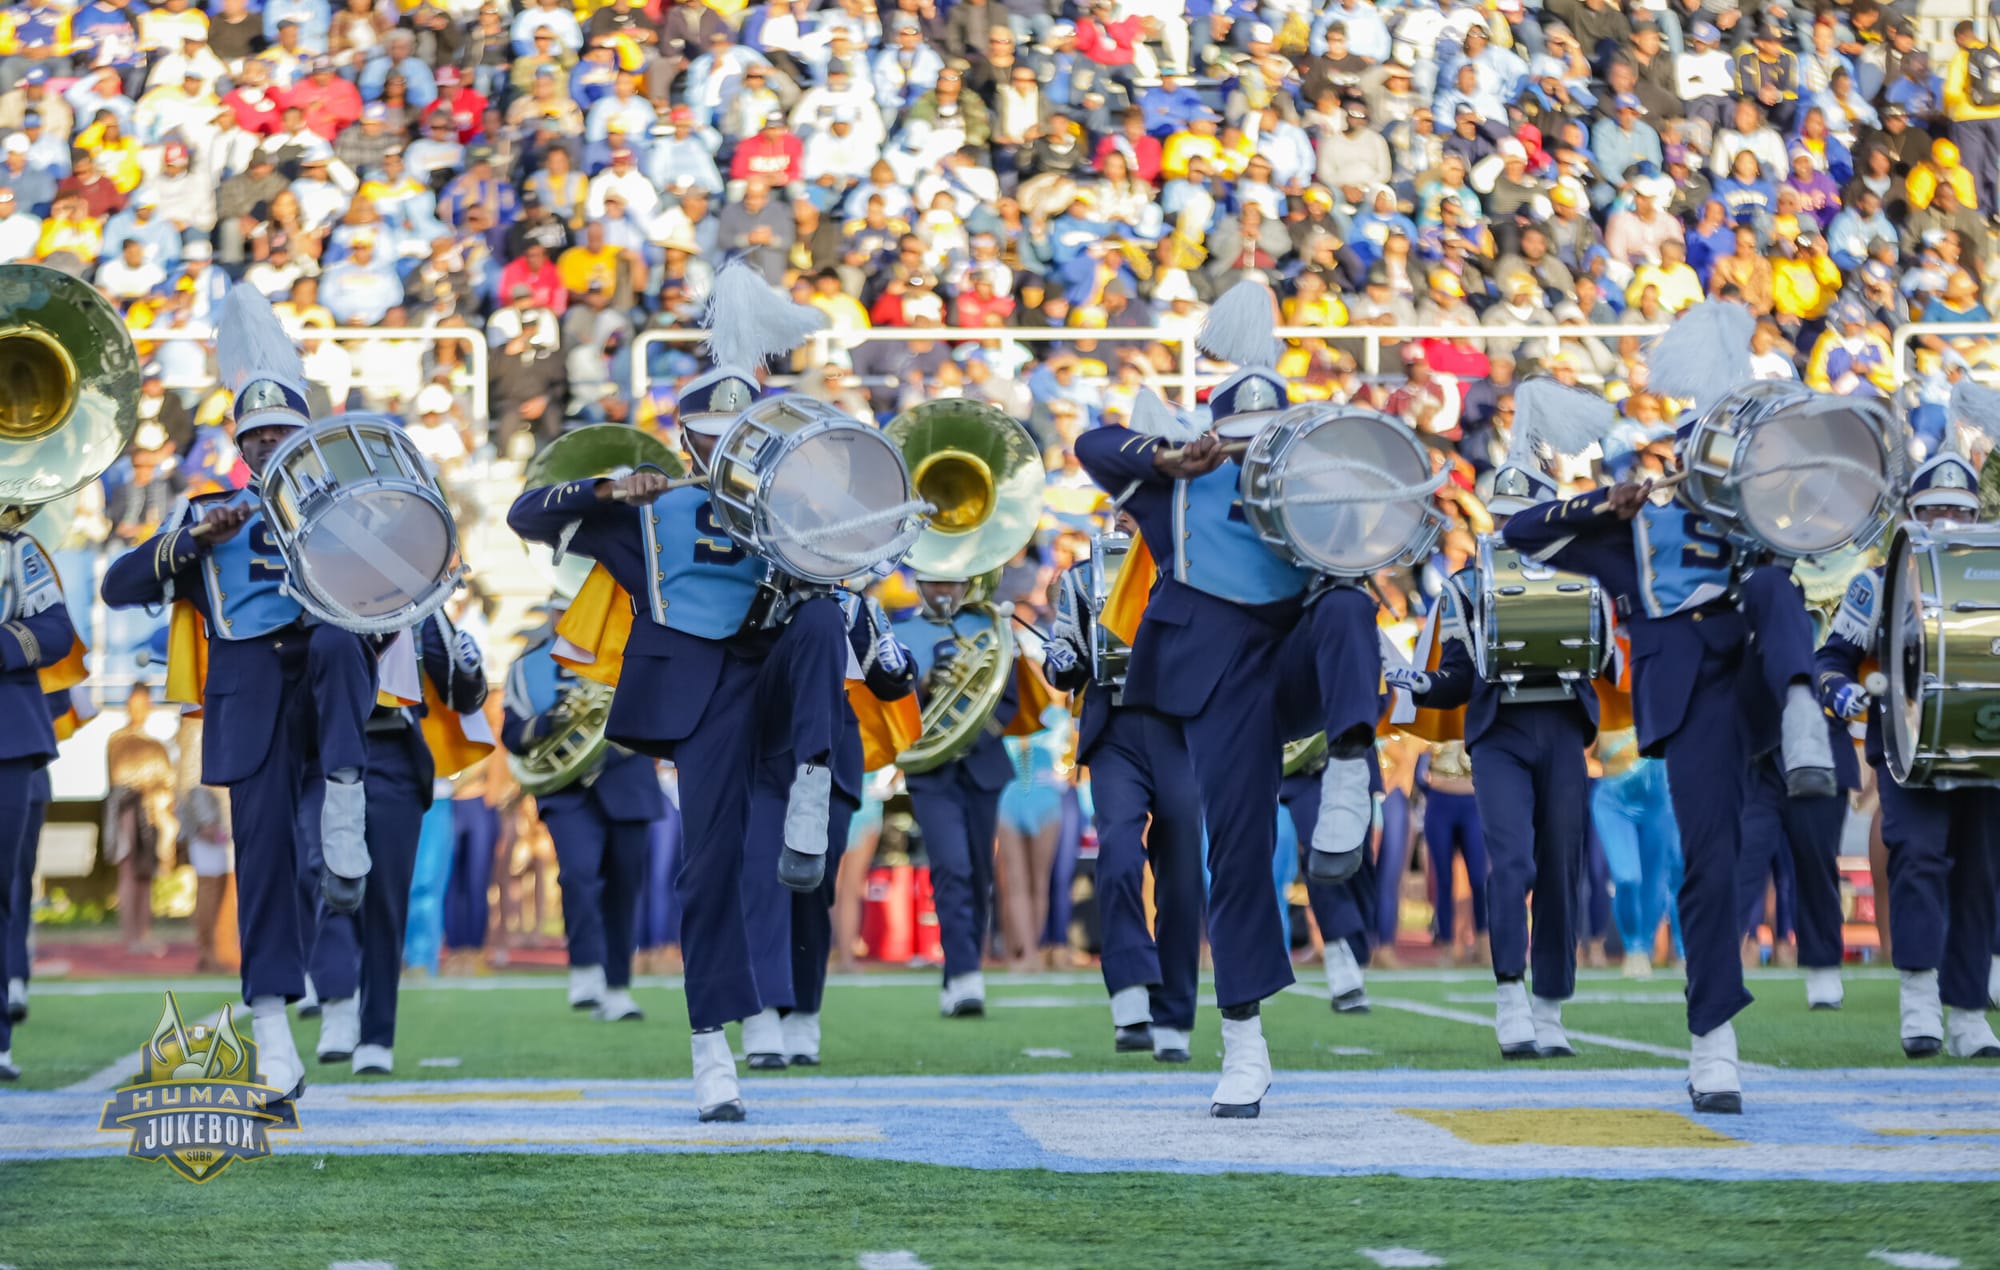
[1,1153,1994,1269]
[0,968,1970,1090]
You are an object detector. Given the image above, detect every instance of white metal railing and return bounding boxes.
[130,326,491,423]
[1888,320,2000,389]
[633,323,1673,409]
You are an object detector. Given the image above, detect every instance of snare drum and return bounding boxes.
[1677,381,1904,559]
[1883,520,2000,788]
[1085,530,1131,687]
[1474,535,1606,686]
[259,414,463,634]
[1241,404,1446,578]
[709,396,924,586]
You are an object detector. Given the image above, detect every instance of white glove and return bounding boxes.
[451,628,481,675]
[869,630,910,676]
[1387,667,1432,695]
[1043,639,1079,677]
[1831,681,1869,720]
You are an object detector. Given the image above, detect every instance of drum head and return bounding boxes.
[1265,410,1435,575]
[759,423,914,583]
[1885,527,1925,784]
[1732,396,1891,557]
[295,485,454,621]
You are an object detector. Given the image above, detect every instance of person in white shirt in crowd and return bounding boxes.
[134,68,220,144]
[587,144,659,220]
[804,108,878,187]
[66,67,138,133]
[1677,22,1741,137]
[407,383,471,474]
[1709,98,1788,180]
[485,282,561,356]
[138,141,215,235]
[289,144,354,233]
[244,231,309,298]
[0,187,40,262]
[147,32,228,96]
[300,325,354,408]
[97,237,168,302]
[791,63,882,150]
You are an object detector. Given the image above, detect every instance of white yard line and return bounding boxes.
[1325,989,1776,1069]
[61,1053,136,1094]
[1358,1250,1446,1268]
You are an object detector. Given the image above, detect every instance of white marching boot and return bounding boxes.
[1946,1009,2000,1058]
[1152,1025,1191,1064]
[1495,981,1537,1058]
[1531,995,1574,1057]
[0,1049,17,1080]
[778,763,832,892]
[1804,966,1844,1011]
[1307,757,1370,884]
[741,1007,787,1070]
[940,972,986,1018]
[1110,984,1154,1050]
[1210,1014,1271,1118]
[1688,1022,1743,1114]
[1325,942,1368,1013]
[1901,969,1944,1058]
[567,964,606,1011]
[315,996,359,1063]
[350,1044,393,1076]
[595,986,644,1022]
[295,975,321,1018]
[1780,685,1837,798]
[691,1030,745,1122]
[251,1000,305,1102]
[783,1011,822,1066]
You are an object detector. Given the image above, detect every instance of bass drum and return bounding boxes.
[1884,520,2000,788]
[1474,534,1605,685]
[1241,404,1445,578]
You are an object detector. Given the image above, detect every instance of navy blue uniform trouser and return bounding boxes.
[311,728,428,1048]
[673,600,844,1030]
[1092,704,1205,1032]
[740,756,858,1015]
[1471,704,1590,1000]
[235,627,374,1005]
[1662,643,1757,1037]
[1279,770,1374,965]
[544,796,649,989]
[443,796,499,951]
[0,757,37,1054]
[1424,789,1486,940]
[5,787,44,995]
[1878,768,1998,1012]
[908,762,1002,983]
[1736,754,1846,969]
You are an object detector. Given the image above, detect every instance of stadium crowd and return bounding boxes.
[2,0,1989,976]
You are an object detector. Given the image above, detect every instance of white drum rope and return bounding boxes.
[1280,458,1451,507]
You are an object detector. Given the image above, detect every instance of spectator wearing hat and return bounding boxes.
[1784,143,1842,228]
[279,55,363,142]
[1908,136,1977,212]
[1676,21,1737,133]
[132,62,216,143]
[102,188,180,264]
[511,0,583,58]
[0,184,37,261]
[873,15,943,121]
[1823,186,1892,271]
[1805,299,1893,396]
[585,143,657,220]
[0,132,54,215]
[1771,227,1841,342]
[1590,94,1661,209]
[1734,19,1800,129]
[260,0,327,52]
[0,67,69,140]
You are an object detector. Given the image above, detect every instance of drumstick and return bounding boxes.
[1648,469,1695,491]
[1156,440,1252,462]
[1865,672,1888,697]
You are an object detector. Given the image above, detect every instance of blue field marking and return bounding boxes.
[5,1068,1998,1180]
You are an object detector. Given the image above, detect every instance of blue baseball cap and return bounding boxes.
[1692,21,1720,42]
[1614,93,1643,112]
[1863,260,1895,285]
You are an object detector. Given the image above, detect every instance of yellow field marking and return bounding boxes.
[1401,1107,1743,1149]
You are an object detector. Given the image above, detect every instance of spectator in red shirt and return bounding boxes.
[1093,107,1162,183]
[277,57,363,141]
[497,240,569,316]
[729,113,803,189]
[1075,0,1142,68]
[430,66,490,144]
[221,60,284,135]
[953,266,1015,326]
[57,152,126,218]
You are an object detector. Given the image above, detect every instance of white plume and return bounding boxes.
[216,283,306,397]
[701,261,827,371]
[1126,387,1205,444]
[1195,279,1280,369]
[1506,377,1617,469]
[1643,301,1755,412]
[1948,377,2000,444]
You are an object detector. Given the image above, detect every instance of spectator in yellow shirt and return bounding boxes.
[34,194,102,265]
[1770,229,1843,339]
[1943,20,2000,211]
[1159,107,1222,181]
[76,117,145,194]
[1805,301,1895,396]
[1626,239,1705,313]
[556,220,623,297]
[1906,137,1980,211]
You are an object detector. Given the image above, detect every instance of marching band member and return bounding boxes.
[889,574,1019,1019]
[737,590,915,1069]
[1044,428,1204,1062]
[1388,380,1614,1058]
[503,600,662,1022]
[1500,302,1837,1114]
[101,285,379,1104]
[1814,388,2000,1061]
[314,611,490,1074]
[1735,713,1855,1010]
[508,264,849,1123]
[1075,287,1380,1118]
[0,532,83,1080]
